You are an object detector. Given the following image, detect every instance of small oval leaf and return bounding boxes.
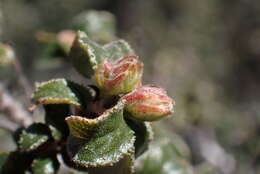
[18,123,51,152]
[66,101,135,172]
[69,31,107,78]
[32,79,81,106]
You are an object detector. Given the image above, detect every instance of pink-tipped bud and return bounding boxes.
[122,85,174,121]
[95,55,143,95]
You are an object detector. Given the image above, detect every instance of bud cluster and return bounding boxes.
[94,54,174,121]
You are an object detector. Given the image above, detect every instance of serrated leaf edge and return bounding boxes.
[66,101,136,168]
[18,123,50,152]
[72,136,135,168]
[18,132,49,152]
[36,98,80,106]
[77,31,98,70]
[126,147,135,174]
[66,100,125,131]
[32,78,81,106]
[144,122,154,142]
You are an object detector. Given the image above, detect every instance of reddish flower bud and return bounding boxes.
[122,85,174,121]
[95,55,143,95]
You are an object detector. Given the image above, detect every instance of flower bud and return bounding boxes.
[95,55,143,95]
[122,85,174,121]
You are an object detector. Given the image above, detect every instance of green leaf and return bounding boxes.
[32,78,97,108]
[65,101,135,173]
[103,40,135,60]
[136,138,193,174]
[125,119,153,157]
[48,125,63,142]
[72,10,116,44]
[32,79,81,106]
[67,82,97,109]
[31,155,60,174]
[62,146,134,174]
[154,123,192,160]
[33,79,97,140]
[69,31,107,78]
[86,154,134,174]
[18,123,51,152]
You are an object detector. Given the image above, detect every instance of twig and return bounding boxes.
[13,59,32,98]
[184,126,236,174]
[0,83,32,126]
[0,118,19,132]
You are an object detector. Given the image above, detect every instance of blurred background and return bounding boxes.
[1,0,260,173]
